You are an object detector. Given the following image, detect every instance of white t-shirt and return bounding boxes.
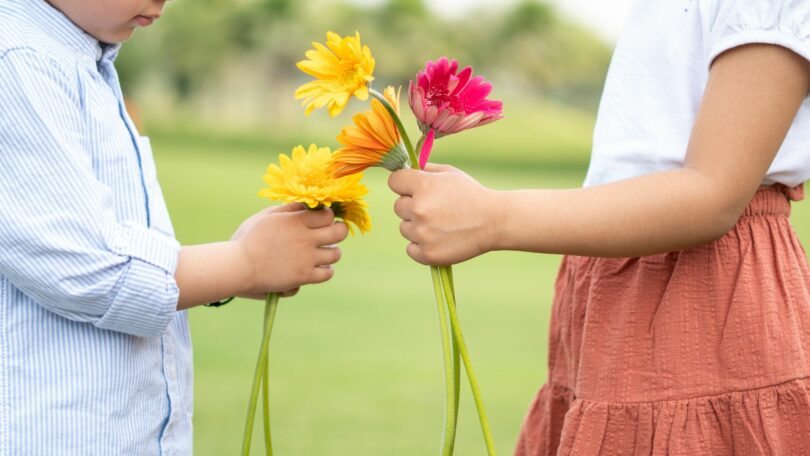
[584,0,810,187]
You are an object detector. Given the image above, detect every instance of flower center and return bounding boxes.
[295,168,326,190]
[426,81,470,114]
[338,61,363,85]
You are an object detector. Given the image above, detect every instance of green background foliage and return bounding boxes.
[118,0,611,130]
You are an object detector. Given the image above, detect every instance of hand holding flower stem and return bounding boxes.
[371,87,496,455]
[241,144,372,455]
[400,56,504,455]
[370,85,461,454]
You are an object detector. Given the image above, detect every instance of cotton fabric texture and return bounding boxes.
[584,0,810,188]
[515,185,810,455]
[0,1,191,454]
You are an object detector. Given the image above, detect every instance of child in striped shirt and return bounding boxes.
[0,0,346,453]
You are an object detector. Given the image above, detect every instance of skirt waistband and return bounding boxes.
[741,183,803,218]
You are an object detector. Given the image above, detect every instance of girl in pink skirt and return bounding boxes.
[388,1,810,454]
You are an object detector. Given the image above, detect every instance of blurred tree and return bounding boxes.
[117,0,612,128]
[499,0,556,40]
[487,0,611,108]
[364,0,442,86]
[260,0,298,17]
[378,0,428,19]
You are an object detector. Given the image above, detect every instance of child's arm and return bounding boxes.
[0,48,347,337]
[388,44,810,265]
[174,205,347,309]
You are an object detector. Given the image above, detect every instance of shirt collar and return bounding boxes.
[19,0,121,63]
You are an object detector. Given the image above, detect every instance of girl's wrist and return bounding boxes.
[485,189,541,253]
[482,189,509,253]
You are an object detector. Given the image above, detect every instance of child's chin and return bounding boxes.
[94,27,136,45]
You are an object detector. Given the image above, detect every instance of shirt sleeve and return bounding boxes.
[0,47,180,337]
[706,0,810,68]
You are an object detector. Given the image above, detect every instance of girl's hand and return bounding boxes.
[388,164,500,266]
[389,44,810,262]
[232,204,348,298]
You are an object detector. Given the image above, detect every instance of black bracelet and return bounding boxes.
[205,296,235,308]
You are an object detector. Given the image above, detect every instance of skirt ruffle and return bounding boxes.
[517,378,810,456]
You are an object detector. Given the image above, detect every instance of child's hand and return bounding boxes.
[232,203,349,297]
[388,164,499,266]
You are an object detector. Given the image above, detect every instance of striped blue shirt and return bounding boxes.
[0,1,192,454]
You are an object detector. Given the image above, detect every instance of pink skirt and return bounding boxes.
[515,185,810,455]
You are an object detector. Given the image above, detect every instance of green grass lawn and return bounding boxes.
[151,118,810,454]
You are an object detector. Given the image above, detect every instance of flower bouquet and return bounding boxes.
[242,31,503,455]
[242,144,371,455]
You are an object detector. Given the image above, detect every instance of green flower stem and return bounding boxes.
[439,266,497,455]
[241,293,279,456]
[369,88,419,168]
[262,305,273,456]
[431,266,457,456]
[446,267,461,439]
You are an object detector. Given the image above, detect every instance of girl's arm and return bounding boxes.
[388,44,810,265]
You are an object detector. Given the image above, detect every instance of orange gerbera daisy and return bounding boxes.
[331,86,408,178]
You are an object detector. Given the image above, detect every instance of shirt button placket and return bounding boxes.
[160,335,180,452]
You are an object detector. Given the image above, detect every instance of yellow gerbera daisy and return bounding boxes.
[295,31,376,117]
[258,144,371,234]
[332,199,371,235]
[331,86,408,178]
